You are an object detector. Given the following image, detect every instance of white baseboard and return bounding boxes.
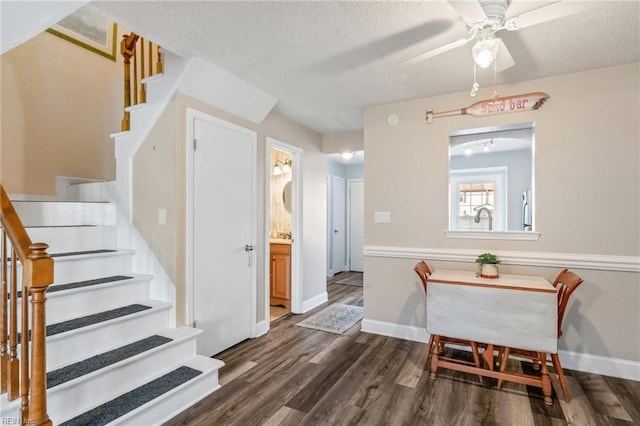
[361,318,429,344]
[361,317,640,381]
[558,349,640,381]
[302,292,328,313]
[254,320,269,338]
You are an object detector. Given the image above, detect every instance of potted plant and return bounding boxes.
[476,252,500,278]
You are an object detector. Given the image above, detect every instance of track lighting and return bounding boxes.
[341,152,354,160]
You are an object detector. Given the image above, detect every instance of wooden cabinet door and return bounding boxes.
[270,244,291,309]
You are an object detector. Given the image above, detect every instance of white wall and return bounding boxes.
[166,92,327,325]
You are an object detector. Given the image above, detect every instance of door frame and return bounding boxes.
[347,178,364,272]
[331,175,347,274]
[186,108,258,337]
[265,137,303,316]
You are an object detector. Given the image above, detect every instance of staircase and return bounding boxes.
[2,28,219,423]
[1,185,223,424]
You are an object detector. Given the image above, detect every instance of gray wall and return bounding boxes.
[363,62,640,367]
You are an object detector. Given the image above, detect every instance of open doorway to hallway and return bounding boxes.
[326,151,364,278]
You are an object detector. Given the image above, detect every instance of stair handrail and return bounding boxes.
[1,185,53,426]
[120,32,164,131]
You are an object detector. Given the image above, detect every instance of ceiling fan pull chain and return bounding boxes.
[492,51,500,100]
[470,62,479,97]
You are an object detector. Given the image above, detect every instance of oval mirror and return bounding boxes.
[283,181,292,213]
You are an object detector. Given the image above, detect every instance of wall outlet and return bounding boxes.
[158,208,167,225]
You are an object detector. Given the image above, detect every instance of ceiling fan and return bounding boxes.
[401,0,595,71]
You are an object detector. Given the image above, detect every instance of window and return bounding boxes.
[450,168,506,231]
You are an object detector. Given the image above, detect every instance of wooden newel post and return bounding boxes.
[24,243,53,426]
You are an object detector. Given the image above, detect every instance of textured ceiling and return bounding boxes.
[91,1,640,135]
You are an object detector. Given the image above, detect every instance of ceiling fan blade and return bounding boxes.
[399,37,472,66]
[494,38,515,72]
[504,1,596,31]
[448,0,487,25]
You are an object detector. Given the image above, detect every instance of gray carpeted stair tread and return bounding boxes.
[5,249,118,264]
[25,225,98,228]
[46,304,151,337]
[50,249,118,257]
[60,366,202,426]
[47,335,172,388]
[14,275,134,299]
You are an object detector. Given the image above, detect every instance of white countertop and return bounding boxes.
[270,239,292,245]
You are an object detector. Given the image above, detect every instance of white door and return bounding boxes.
[191,114,256,357]
[349,180,364,272]
[331,176,346,274]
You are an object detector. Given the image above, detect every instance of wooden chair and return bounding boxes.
[414,261,435,367]
[497,268,584,402]
[413,261,483,380]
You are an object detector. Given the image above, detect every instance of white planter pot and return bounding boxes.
[480,264,499,279]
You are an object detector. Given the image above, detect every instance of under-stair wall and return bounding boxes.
[108,49,195,319]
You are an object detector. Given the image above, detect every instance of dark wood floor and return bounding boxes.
[166,272,640,426]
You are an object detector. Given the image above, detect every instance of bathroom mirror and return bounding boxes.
[283,181,292,213]
[449,122,534,233]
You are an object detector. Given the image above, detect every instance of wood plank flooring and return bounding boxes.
[165,272,640,426]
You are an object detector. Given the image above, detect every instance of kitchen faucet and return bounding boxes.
[474,206,493,231]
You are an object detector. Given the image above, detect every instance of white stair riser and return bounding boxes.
[50,337,198,423]
[22,226,117,253]
[66,181,114,202]
[17,278,150,325]
[12,201,116,227]
[45,305,171,371]
[9,253,134,291]
[50,253,134,285]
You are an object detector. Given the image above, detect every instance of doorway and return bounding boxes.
[326,151,364,277]
[331,176,347,275]
[186,109,257,357]
[265,138,302,324]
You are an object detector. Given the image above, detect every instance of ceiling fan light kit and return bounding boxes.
[472,37,499,68]
[402,0,596,77]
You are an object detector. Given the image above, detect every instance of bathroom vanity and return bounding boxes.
[270,241,291,309]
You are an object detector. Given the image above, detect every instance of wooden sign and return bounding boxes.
[426,92,550,124]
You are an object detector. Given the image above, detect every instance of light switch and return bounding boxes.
[374,211,391,223]
[158,209,167,225]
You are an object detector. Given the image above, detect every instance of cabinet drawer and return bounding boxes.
[270,243,291,255]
